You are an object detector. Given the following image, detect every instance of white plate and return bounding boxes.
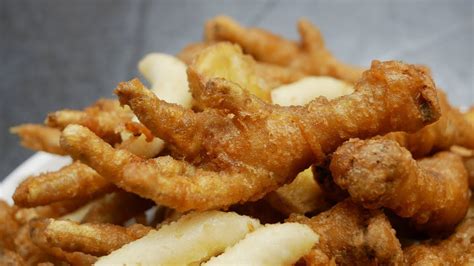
[0,152,71,204]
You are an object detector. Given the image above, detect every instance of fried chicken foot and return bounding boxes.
[404,217,474,265]
[13,161,112,207]
[30,219,152,256]
[61,61,439,211]
[205,16,364,83]
[81,191,154,224]
[45,99,133,144]
[288,200,403,265]
[386,90,474,157]
[330,138,470,233]
[10,124,66,155]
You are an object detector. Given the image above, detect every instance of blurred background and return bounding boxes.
[1,0,473,180]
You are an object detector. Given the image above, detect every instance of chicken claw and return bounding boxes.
[61,60,440,211]
[205,16,364,83]
[288,200,403,265]
[330,138,470,233]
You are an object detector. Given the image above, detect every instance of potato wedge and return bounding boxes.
[204,223,318,266]
[95,211,261,265]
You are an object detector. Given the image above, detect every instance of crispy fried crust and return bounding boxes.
[404,217,474,265]
[10,124,66,155]
[30,219,152,256]
[14,199,89,225]
[60,61,440,211]
[0,249,26,266]
[330,138,470,233]
[13,161,113,207]
[386,90,474,157]
[288,200,403,265]
[81,191,154,224]
[205,16,364,83]
[0,200,19,250]
[45,99,133,144]
[13,224,54,265]
[23,221,98,265]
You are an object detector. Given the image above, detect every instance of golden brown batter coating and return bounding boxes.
[288,200,403,265]
[13,161,113,207]
[205,16,364,83]
[20,221,98,265]
[404,217,474,265]
[330,138,470,233]
[30,219,152,256]
[13,224,54,265]
[60,61,440,211]
[14,198,89,225]
[10,124,66,155]
[450,145,474,190]
[81,191,154,224]
[0,200,19,250]
[386,90,474,158]
[0,249,26,266]
[45,99,134,144]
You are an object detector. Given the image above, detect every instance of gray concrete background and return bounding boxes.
[1,0,473,180]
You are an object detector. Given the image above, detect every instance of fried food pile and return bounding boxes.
[3,16,473,265]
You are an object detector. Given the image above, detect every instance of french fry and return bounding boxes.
[265,168,328,215]
[95,211,261,265]
[188,42,271,101]
[271,76,354,106]
[204,223,318,265]
[138,53,193,108]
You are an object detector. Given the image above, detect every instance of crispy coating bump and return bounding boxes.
[30,218,152,256]
[265,168,329,215]
[386,90,474,157]
[13,161,113,207]
[205,16,364,83]
[331,138,470,233]
[288,200,403,265]
[10,124,66,155]
[404,217,474,265]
